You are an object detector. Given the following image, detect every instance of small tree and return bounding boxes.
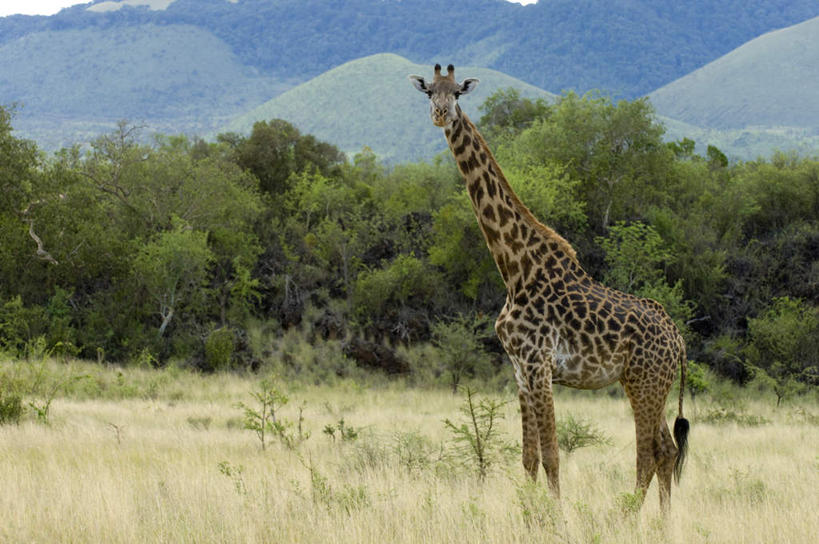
[432,314,494,393]
[444,388,517,481]
[752,363,805,408]
[238,379,289,451]
[556,413,612,454]
[746,297,818,404]
[686,361,710,402]
[132,218,213,337]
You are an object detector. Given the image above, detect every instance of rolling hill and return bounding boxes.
[0,22,287,149]
[224,53,555,163]
[1,0,818,158]
[649,16,819,130]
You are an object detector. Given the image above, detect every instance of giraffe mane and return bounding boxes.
[462,113,580,265]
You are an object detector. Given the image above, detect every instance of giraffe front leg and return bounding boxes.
[518,389,540,480]
[536,385,560,497]
[530,359,560,497]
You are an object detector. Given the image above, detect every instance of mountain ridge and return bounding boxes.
[1,0,818,157]
[649,15,819,130]
[224,53,555,163]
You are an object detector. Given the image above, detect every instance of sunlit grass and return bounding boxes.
[0,360,817,543]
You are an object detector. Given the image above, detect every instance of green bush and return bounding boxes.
[556,413,612,454]
[204,327,235,371]
[0,390,23,425]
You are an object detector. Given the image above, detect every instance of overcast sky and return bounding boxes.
[0,1,538,17]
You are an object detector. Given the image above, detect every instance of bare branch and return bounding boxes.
[26,219,58,265]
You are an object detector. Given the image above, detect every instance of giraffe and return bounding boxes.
[409,64,689,511]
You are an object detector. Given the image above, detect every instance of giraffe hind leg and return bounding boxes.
[656,419,678,512]
[624,381,670,508]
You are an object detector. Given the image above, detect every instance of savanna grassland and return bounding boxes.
[1,359,817,544]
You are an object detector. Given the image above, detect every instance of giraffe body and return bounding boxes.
[410,64,689,510]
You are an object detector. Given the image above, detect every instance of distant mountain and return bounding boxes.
[650,16,819,130]
[224,53,554,163]
[0,22,287,149]
[2,0,819,155]
[2,1,818,96]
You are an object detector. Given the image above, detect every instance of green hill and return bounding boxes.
[649,16,819,130]
[0,23,287,148]
[224,53,555,163]
[3,1,819,154]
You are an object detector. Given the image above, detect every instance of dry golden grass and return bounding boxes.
[1,363,817,543]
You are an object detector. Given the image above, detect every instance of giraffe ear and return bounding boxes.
[459,78,480,96]
[408,75,430,94]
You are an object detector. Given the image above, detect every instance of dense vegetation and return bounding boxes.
[1,91,817,391]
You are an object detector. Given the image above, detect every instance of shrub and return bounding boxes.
[238,378,308,450]
[431,314,494,393]
[444,388,518,481]
[204,327,235,371]
[556,413,612,454]
[393,430,440,474]
[0,390,23,425]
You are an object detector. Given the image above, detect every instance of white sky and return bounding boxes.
[0,0,82,16]
[0,0,537,17]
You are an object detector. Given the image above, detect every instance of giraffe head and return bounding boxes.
[409,64,479,127]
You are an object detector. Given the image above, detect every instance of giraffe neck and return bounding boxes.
[444,110,584,293]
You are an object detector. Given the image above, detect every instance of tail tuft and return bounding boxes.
[673,416,689,483]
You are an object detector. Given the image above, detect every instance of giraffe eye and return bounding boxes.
[426,91,432,98]
[454,92,461,99]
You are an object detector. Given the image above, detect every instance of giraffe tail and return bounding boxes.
[673,348,690,483]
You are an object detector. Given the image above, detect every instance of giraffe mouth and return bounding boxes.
[432,116,451,127]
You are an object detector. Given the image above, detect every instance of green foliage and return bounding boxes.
[322,418,360,443]
[686,361,711,400]
[597,221,671,292]
[431,315,494,393]
[132,218,214,338]
[478,88,552,145]
[0,390,23,425]
[428,195,502,302]
[504,163,587,238]
[746,297,819,383]
[506,92,671,231]
[0,92,817,393]
[237,379,292,451]
[598,221,695,333]
[0,296,45,357]
[204,328,235,372]
[217,460,246,496]
[444,388,518,481]
[352,254,444,334]
[232,119,343,197]
[556,413,613,454]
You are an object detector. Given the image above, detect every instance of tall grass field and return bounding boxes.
[1,360,817,543]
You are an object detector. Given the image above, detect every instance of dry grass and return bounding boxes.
[1,362,817,543]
